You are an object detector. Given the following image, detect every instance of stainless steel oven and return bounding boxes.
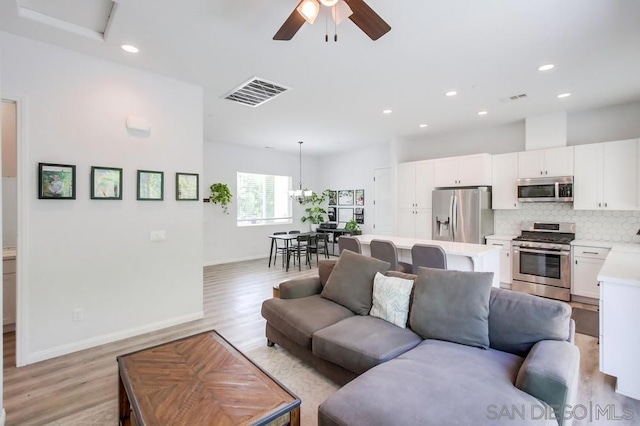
[511,222,575,301]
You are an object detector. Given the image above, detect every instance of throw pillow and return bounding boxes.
[321,250,391,315]
[370,272,414,328]
[410,267,494,349]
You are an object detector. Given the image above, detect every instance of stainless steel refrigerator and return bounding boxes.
[432,187,494,244]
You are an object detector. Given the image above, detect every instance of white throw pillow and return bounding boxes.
[369,272,414,328]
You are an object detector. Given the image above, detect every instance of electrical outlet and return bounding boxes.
[72,308,83,322]
[149,230,166,242]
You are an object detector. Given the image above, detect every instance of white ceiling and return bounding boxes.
[1,0,640,156]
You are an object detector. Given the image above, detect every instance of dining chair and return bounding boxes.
[309,233,330,266]
[272,231,288,267]
[287,234,311,271]
[370,239,412,273]
[338,236,361,255]
[411,244,447,274]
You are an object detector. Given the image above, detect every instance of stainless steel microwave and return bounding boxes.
[517,176,573,202]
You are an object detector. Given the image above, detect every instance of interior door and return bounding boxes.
[374,167,393,235]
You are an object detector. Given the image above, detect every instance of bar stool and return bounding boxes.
[370,239,412,273]
[338,236,361,255]
[411,244,447,274]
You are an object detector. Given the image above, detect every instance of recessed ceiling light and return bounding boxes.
[382,109,392,114]
[419,124,428,128]
[445,91,457,97]
[538,64,555,71]
[477,111,488,116]
[121,44,139,53]
[557,93,571,98]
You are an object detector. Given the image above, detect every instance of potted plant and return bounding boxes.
[209,183,232,214]
[345,219,361,232]
[301,190,330,231]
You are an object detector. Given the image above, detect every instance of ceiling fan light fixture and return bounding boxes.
[332,0,353,25]
[297,0,320,24]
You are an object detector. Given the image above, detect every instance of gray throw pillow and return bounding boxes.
[321,250,390,315]
[410,267,494,349]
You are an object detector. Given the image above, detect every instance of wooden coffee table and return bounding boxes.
[117,330,300,425]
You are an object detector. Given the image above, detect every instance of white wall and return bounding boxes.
[202,142,320,265]
[0,33,204,364]
[397,121,526,162]
[318,144,393,235]
[568,100,640,146]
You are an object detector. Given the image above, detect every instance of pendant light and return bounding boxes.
[289,141,313,203]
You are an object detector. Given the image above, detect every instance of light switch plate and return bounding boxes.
[150,230,166,242]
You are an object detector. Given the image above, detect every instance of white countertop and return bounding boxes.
[598,250,640,287]
[572,240,640,253]
[356,235,501,257]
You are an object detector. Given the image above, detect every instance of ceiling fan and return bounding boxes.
[273,0,391,41]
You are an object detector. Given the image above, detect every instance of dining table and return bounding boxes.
[268,233,315,271]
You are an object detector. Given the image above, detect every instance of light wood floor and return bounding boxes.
[3,258,317,426]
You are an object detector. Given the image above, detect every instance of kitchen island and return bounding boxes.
[355,235,501,287]
[597,244,640,401]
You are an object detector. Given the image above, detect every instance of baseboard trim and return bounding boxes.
[203,255,266,266]
[25,310,204,365]
[0,408,6,426]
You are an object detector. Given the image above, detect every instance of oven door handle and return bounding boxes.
[513,248,571,256]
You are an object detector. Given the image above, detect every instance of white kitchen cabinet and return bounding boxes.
[3,258,16,327]
[397,161,434,239]
[397,160,434,209]
[434,153,492,187]
[572,245,610,300]
[491,153,519,209]
[517,146,574,178]
[485,236,512,286]
[574,139,638,210]
[397,208,432,239]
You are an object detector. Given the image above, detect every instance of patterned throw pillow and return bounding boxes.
[369,272,414,328]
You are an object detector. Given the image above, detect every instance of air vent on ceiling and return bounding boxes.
[223,77,290,107]
[499,93,528,103]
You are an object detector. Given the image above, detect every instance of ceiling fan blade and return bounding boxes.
[273,2,306,40]
[345,0,391,40]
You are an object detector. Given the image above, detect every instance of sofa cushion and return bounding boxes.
[261,295,354,349]
[312,316,422,374]
[319,339,555,426]
[318,259,338,287]
[410,267,493,349]
[369,272,414,328]
[321,250,390,315]
[489,287,572,356]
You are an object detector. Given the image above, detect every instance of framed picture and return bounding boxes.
[176,172,199,201]
[338,207,354,223]
[328,190,337,206]
[355,189,364,206]
[137,170,164,201]
[338,190,354,206]
[38,162,76,199]
[91,166,122,200]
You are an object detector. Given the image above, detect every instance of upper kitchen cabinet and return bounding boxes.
[397,160,434,209]
[574,139,638,210]
[517,146,574,178]
[492,152,519,209]
[434,153,492,187]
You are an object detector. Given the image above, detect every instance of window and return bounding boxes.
[237,172,292,226]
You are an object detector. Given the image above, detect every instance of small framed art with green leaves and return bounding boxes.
[137,170,164,201]
[176,172,199,201]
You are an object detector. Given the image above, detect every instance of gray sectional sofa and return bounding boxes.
[261,251,580,425]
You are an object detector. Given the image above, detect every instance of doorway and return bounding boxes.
[373,167,392,235]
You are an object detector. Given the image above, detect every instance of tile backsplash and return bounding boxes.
[495,204,640,242]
